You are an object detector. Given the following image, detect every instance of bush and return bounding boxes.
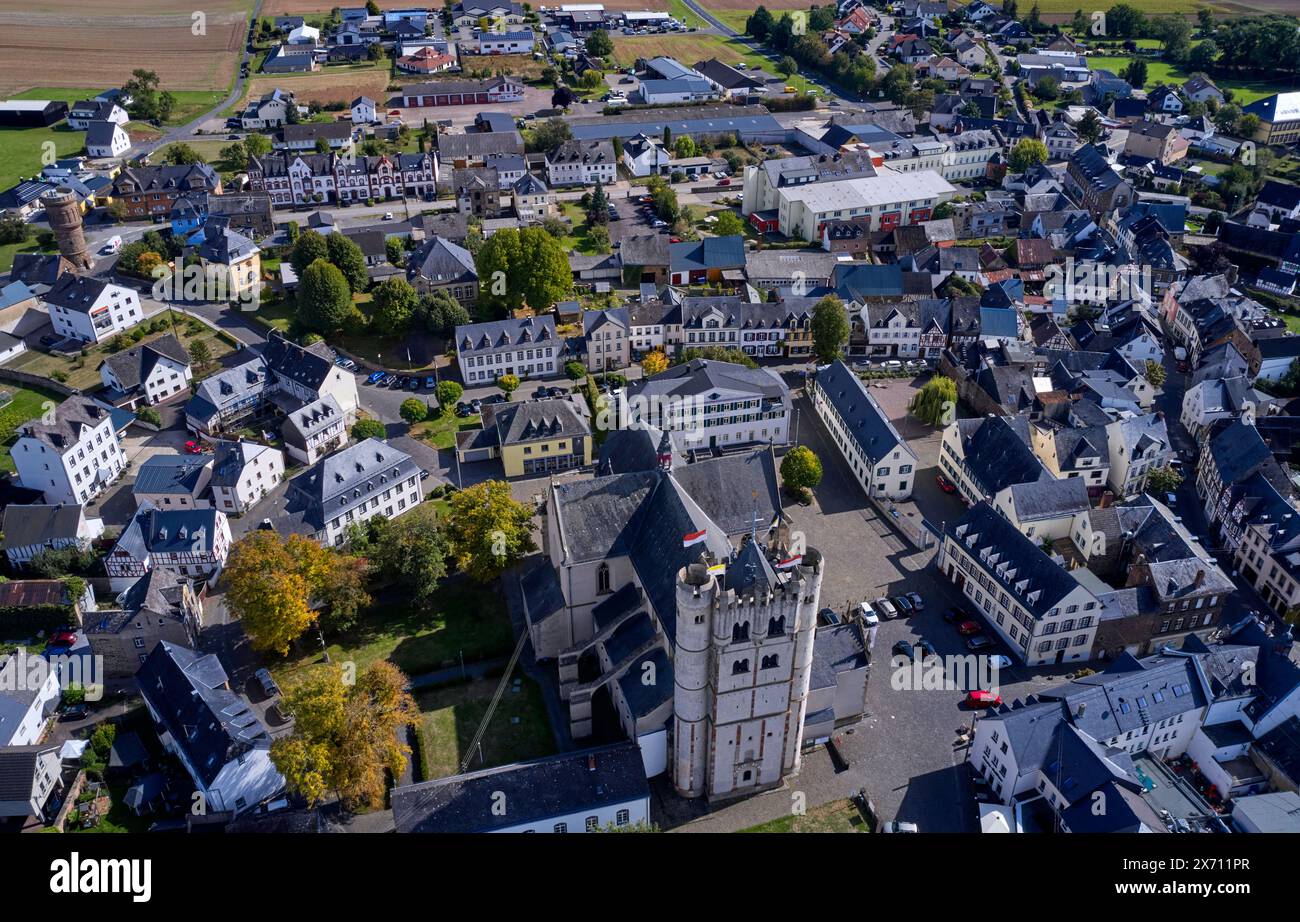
[134,407,163,427]
[351,418,387,440]
[565,361,587,380]
[400,397,430,424]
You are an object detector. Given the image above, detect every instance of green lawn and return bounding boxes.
[415,673,555,781]
[0,122,86,193]
[1085,56,1298,106]
[0,239,47,274]
[0,384,65,474]
[412,408,483,450]
[703,7,750,34]
[667,0,710,29]
[271,580,514,689]
[741,798,874,833]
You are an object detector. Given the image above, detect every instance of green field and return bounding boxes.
[0,384,66,474]
[0,122,86,193]
[416,674,555,781]
[1085,55,1298,105]
[741,798,874,833]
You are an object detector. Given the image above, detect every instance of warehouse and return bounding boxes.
[0,100,69,128]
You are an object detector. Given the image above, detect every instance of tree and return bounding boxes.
[1076,109,1103,143]
[370,277,417,335]
[385,236,405,266]
[445,480,537,583]
[219,141,247,170]
[908,375,958,427]
[1032,75,1060,101]
[163,143,203,165]
[780,446,822,499]
[327,232,369,293]
[746,6,775,41]
[1144,358,1167,388]
[811,295,849,365]
[1,212,37,245]
[641,350,669,376]
[1152,13,1193,62]
[497,373,520,396]
[587,180,610,226]
[1008,138,1049,172]
[1123,58,1148,90]
[712,211,745,237]
[223,532,370,655]
[518,226,572,311]
[400,397,429,424]
[188,338,213,370]
[297,259,352,333]
[585,28,613,57]
[244,132,272,159]
[552,85,574,109]
[357,505,448,602]
[351,418,387,440]
[271,661,419,810]
[1147,466,1182,494]
[1188,40,1219,72]
[1071,9,1088,35]
[777,55,798,77]
[588,225,611,253]
[435,380,463,410]
[290,229,329,275]
[673,136,697,159]
[1107,3,1146,38]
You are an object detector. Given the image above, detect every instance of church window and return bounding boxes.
[761,654,780,670]
[732,622,750,643]
[597,562,611,595]
[768,615,785,636]
[732,658,750,675]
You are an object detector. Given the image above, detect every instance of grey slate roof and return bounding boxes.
[391,740,647,833]
[281,438,417,534]
[100,333,189,392]
[1004,477,1089,522]
[1,504,85,551]
[956,415,1050,497]
[133,454,210,497]
[813,360,911,467]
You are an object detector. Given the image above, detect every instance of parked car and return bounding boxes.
[366,370,385,385]
[990,655,1013,670]
[547,386,566,397]
[916,638,937,658]
[533,385,549,399]
[184,440,203,455]
[891,595,914,616]
[406,377,420,391]
[904,592,924,611]
[957,620,982,636]
[875,598,899,620]
[964,690,1003,708]
[882,360,903,370]
[254,668,281,699]
[60,703,88,721]
[966,636,994,652]
[856,601,879,626]
[943,607,970,623]
[936,473,957,494]
[470,398,482,413]
[455,402,473,417]
[819,607,841,626]
[717,178,730,186]
[882,821,918,833]
[891,639,914,658]
[424,376,436,389]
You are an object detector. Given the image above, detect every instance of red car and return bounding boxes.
[936,473,957,494]
[184,440,203,454]
[957,620,983,636]
[965,690,1002,708]
[717,178,731,186]
[47,630,78,649]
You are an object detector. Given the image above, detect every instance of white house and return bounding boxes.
[281,394,347,465]
[12,397,127,506]
[137,642,285,817]
[43,275,142,344]
[105,504,233,590]
[350,95,379,125]
[0,651,62,747]
[239,89,296,129]
[477,29,535,54]
[67,98,128,131]
[85,120,131,159]
[1,503,104,569]
[455,315,560,385]
[546,140,617,187]
[210,439,285,515]
[98,333,192,407]
[621,134,670,178]
[809,360,918,500]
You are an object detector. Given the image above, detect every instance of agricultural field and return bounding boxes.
[0,1,251,99]
[234,71,396,112]
[1085,55,1299,105]
[700,0,819,34]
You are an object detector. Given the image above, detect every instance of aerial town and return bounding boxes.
[0,0,1298,854]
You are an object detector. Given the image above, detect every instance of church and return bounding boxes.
[522,425,860,801]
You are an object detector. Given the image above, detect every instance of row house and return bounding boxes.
[112,163,221,221]
[210,439,285,516]
[247,151,437,207]
[546,140,617,187]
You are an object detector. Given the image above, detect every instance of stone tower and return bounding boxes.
[672,540,824,800]
[41,187,92,269]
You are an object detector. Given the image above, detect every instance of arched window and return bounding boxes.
[732,658,750,675]
[761,654,780,670]
[732,621,750,643]
[768,615,785,636]
[597,562,611,595]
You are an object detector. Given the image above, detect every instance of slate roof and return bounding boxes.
[281,438,418,534]
[486,398,591,446]
[411,236,476,287]
[16,397,114,453]
[813,360,911,467]
[133,454,210,497]
[391,741,647,833]
[810,622,869,692]
[669,235,745,273]
[1,504,86,551]
[1004,477,1089,522]
[456,315,555,356]
[956,415,1049,497]
[0,745,58,805]
[100,333,189,393]
[135,642,271,787]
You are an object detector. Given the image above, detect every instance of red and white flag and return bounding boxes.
[776,555,802,569]
[682,529,707,548]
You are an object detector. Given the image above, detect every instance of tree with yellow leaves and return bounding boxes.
[222,531,371,655]
[445,480,536,583]
[640,349,669,376]
[271,661,419,810]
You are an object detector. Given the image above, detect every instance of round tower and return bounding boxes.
[784,546,825,774]
[41,188,92,269]
[672,561,715,799]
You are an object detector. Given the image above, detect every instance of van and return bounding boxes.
[784,85,797,93]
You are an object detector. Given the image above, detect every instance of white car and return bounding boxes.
[856,601,879,627]
[383,212,394,220]
[883,360,904,370]
[882,821,918,833]
[989,655,1013,670]
[875,598,899,620]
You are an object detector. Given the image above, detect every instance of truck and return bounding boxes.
[1174,345,1187,362]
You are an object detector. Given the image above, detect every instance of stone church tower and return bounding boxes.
[672,539,824,800]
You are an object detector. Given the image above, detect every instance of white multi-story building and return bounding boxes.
[455,316,560,385]
[98,334,192,408]
[809,360,918,500]
[12,398,126,505]
[281,395,347,465]
[44,275,142,344]
[546,140,617,187]
[210,440,285,515]
[247,151,438,207]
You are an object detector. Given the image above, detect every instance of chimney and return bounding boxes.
[1225,265,1239,286]
[587,754,597,771]
[1193,569,1205,589]
[1099,491,1114,509]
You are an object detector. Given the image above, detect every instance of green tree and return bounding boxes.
[780,446,823,499]
[811,295,849,364]
[1071,9,1088,35]
[219,141,248,170]
[400,397,429,424]
[1008,138,1049,172]
[290,229,329,275]
[746,6,775,41]
[327,232,369,293]
[245,132,272,159]
[1147,466,1182,494]
[908,375,957,427]
[352,418,387,440]
[297,259,353,333]
[1144,358,1167,388]
[1123,58,1149,90]
[163,142,203,165]
[497,372,520,396]
[445,480,537,583]
[385,236,405,266]
[565,361,587,380]
[527,117,572,153]
[712,211,745,237]
[1076,109,1103,143]
[777,55,798,77]
[370,277,417,335]
[518,226,572,311]
[435,380,463,410]
[188,338,213,370]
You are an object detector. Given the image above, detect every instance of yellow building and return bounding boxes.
[195,219,262,304]
[456,398,592,478]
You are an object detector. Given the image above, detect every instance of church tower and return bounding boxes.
[671,540,824,799]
